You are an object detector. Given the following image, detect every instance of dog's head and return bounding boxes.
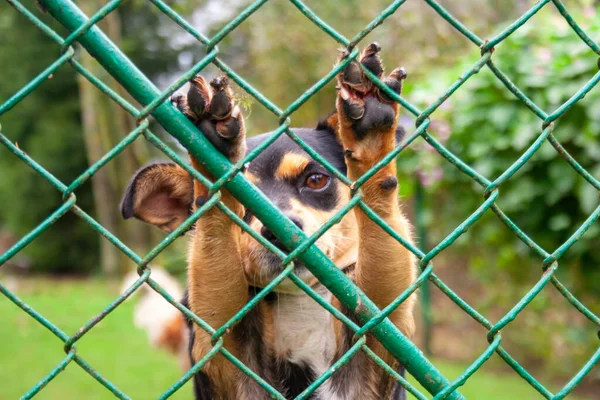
[121,117,403,291]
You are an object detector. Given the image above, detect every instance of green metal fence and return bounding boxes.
[1,0,599,399]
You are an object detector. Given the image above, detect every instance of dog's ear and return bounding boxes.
[121,163,193,232]
[316,111,405,145]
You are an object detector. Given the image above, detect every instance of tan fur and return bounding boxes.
[246,171,261,184]
[126,49,416,396]
[185,110,249,386]
[335,82,417,369]
[274,153,311,180]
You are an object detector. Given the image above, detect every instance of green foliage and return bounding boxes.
[405,7,600,293]
[201,0,524,134]
[0,3,186,273]
[0,6,97,273]
[401,6,600,379]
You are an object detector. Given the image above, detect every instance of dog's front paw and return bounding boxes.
[336,43,406,178]
[172,75,246,163]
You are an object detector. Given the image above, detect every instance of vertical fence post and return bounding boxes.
[415,177,432,356]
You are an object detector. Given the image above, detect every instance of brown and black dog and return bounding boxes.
[121,43,417,399]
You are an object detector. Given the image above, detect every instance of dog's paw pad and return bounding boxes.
[173,74,246,162]
[340,88,365,120]
[216,106,242,140]
[336,43,406,136]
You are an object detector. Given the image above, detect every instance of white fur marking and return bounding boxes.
[271,291,343,399]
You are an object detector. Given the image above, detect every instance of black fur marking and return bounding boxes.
[328,302,405,399]
[315,112,337,135]
[188,173,195,215]
[249,285,278,303]
[395,126,406,145]
[242,209,255,226]
[380,177,398,191]
[391,366,407,400]
[192,368,215,400]
[276,360,316,400]
[245,129,345,212]
[195,196,208,208]
[121,183,136,220]
[233,292,265,347]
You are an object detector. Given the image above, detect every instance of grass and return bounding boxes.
[406,359,587,400]
[0,277,588,399]
[0,277,190,400]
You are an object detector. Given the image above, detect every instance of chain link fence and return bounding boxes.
[2,0,599,399]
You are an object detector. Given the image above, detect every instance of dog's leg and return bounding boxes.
[335,43,417,340]
[173,75,249,392]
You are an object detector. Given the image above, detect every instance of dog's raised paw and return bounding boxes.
[171,74,246,162]
[336,43,406,141]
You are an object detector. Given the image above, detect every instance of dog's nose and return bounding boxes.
[260,215,304,244]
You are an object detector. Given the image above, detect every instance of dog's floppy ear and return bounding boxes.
[121,163,193,232]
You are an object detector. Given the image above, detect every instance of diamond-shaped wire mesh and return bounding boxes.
[1,0,599,399]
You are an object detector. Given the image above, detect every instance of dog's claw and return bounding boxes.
[342,98,365,120]
[210,75,229,91]
[390,67,407,81]
[364,42,381,56]
[216,107,242,140]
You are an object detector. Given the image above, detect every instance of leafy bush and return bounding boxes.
[400,6,600,379]
[403,7,600,294]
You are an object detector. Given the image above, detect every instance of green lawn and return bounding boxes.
[0,277,587,399]
[406,359,586,400]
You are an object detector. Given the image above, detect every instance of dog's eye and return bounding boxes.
[304,173,329,190]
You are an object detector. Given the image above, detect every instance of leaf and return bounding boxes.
[549,214,571,231]
[577,183,600,214]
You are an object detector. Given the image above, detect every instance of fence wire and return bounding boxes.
[1,0,599,399]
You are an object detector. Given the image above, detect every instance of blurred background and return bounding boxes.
[1,0,599,399]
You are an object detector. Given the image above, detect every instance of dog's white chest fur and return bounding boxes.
[272,291,336,376]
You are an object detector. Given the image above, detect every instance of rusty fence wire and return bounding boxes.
[2,0,600,399]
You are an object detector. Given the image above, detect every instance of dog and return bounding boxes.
[121,43,417,399]
[121,266,190,370]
